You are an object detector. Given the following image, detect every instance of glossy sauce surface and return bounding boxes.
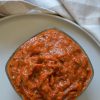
[7,29,92,100]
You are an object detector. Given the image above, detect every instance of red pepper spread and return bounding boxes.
[7,29,93,100]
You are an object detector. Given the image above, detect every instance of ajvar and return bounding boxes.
[7,29,93,100]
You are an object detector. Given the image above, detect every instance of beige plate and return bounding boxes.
[0,14,100,100]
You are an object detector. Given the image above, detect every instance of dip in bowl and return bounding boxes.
[6,29,93,100]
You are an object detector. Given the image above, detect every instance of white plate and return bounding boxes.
[0,14,100,100]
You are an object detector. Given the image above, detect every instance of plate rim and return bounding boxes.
[0,13,99,48]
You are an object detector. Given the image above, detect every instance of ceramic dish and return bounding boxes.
[0,14,100,100]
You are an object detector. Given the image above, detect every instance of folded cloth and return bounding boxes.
[0,0,100,47]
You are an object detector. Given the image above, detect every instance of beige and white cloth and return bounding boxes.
[0,0,100,47]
